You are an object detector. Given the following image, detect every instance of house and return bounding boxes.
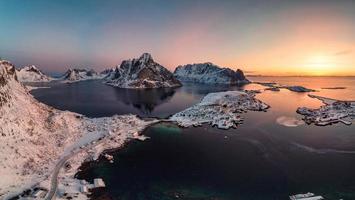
[93,178,105,188]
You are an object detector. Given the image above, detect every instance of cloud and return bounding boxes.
[334,49,352,56]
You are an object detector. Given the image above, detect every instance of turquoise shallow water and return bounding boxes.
[31,77,355,200]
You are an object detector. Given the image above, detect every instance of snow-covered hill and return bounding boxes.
[0,60,153,198]
[16,65,52,82]
[60,68,102,83]
[174,63,250,85]
[104,53,182,88]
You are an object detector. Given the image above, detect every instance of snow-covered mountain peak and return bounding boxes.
[22,65,41,73]
[174,62,250,85]
[0,60,17,84]
[16,64,52,83]
[138,52,154,63]
[105,53,182,88]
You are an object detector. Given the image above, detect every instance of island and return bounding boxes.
[174,62,250,85]
[170,90,269,129]
[104,53,182,88]
[297,94,355,126]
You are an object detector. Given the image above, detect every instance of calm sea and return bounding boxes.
[31,77,355,200]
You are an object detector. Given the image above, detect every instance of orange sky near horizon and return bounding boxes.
[1,0,354,76]
[156,6,355,76]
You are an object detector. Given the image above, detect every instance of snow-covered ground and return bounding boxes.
[16,65,53,83]
[297,94,355,126]
[170,90,269,129]
[0,60,156,199]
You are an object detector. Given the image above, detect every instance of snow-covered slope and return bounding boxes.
[60,68,102,83]
[16,65,52,82]
[104,53,182,88]
[0,60,153,198]
[174,63,250,85]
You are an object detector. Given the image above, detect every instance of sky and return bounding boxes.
[0,0,354,76]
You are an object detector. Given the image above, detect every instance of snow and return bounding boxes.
[174,63,250,85]
[170,90,269,129]
[289,192,324,200]
[0,60,157,199]
[104,53,181,88]
[16,65,53,83]
[60,68,104,83]
[297,94,355,126]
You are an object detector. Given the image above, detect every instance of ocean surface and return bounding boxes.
[30,77,355,200]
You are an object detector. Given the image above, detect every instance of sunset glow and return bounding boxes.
[0,0,354,76]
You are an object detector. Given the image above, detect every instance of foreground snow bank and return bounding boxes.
[297,94,355,126]
[0,60,156,199]
[170,90,269,129]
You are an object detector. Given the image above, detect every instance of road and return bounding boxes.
[45,137,106,200]
[45,152,77,200]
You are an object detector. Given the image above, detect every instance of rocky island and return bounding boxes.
[297,94,355,126]
[173,62,250,85]
[104,53,182,88]
[170,90,269,129]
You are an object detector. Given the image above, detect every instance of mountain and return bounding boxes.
[0,60,151,198]
[104,53,182,88]
[16,65,52,82]
[60,68,102,83]
[173,62,250,85]
[1,60,84,195]
[100,68,116,79]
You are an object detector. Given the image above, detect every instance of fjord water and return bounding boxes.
[31,77,355,199]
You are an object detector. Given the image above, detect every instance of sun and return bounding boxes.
[305,55,335,76]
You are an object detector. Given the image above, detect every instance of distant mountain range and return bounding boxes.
[60,68,103,83]
[12,53,250,88]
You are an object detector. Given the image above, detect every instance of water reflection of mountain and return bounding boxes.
[114,87,176,114]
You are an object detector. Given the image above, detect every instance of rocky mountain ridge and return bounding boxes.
[174,62,249,85]
[104,53,182,88]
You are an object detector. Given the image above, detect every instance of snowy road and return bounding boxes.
[45,153,72,200]
[45,135,109,199]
